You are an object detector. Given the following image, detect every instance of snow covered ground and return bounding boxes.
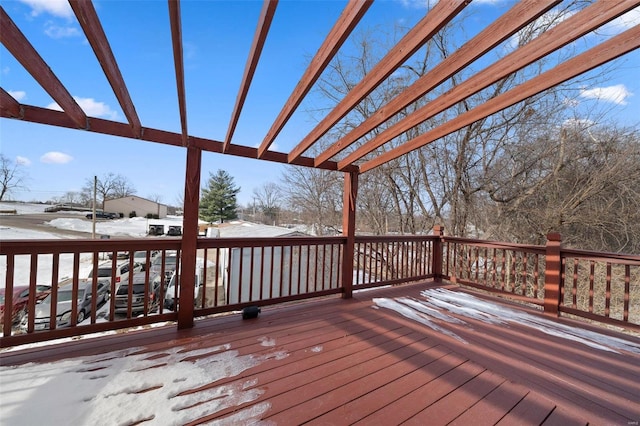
[0,203,184,289]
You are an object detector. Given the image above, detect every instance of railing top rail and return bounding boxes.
[197,235,346,249]
[561,248,640,265]
[442,236,545,254]
[0,238,183,255]
[354,235,438,242]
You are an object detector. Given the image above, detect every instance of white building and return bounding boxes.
[213,222,339,304]
[104,195,168,218]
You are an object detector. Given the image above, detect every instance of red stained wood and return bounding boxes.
[2,282,638,425]
[287,0,469,163]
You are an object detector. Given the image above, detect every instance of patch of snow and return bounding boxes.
[373,289,640,355]
[0,202,51,214]
[373,297,466,343]
[46,216,150,238]
[310,346,323,353]
[258,337,276,347]
[0,342,288,425]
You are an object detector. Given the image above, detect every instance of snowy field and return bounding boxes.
[0,202,184,289]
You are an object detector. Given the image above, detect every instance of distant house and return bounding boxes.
[104,195,167,218]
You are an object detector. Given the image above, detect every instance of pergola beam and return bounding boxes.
[341,0,640,170]
[315,0,561,167]
[224,0,278,152]
[0,103,358,172]
[70,0,142,139]
[0,87,21,118]
[257,0,372,158]
[0,6,87,129]
[360,24,640,173]
[287,0,470,163]
[169,0,189,147]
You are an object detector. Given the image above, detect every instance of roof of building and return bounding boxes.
[217,221,307,239]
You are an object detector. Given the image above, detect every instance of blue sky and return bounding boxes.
[1,0,638,207]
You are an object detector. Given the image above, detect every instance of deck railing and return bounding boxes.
[1,230,638,347]
[353,235,435,289]
[441,237,546,306]
[440,234,640,330]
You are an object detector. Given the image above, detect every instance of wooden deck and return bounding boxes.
[2,281,639,425]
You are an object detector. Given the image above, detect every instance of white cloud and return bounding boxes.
[580,84,632,106]
[16,156,32,166]
[18,0,73,19]
[606,7,640,33]
[7,90,26,102]
[47,97,118,120]
[40,152,73,164]
[473,0,505,4]
[20,0,73,18]
[253,142,279,151]
[44,21,81,39]
[397,0,449,10]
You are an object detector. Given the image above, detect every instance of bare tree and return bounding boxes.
[486,125,640,252]
[280,167,342,235]
[55,191,83,206]
[82,173,136,208]
[148,193,163,203]
[253,182,282,225]
[0,154,27,201]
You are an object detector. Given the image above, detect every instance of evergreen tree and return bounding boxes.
[200,170,240,223]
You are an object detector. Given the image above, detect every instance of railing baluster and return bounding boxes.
[214,247,220,306]
[623,265,630,322]
[3,255,15,336]
[589,260,595,314]
[605,262,612,318]
[572,258,579,309]
[249,246,255,302]
[533,254,539,299]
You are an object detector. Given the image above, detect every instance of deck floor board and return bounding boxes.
[2,281,639,425]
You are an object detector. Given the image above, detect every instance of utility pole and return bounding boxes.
[92,176,97,239]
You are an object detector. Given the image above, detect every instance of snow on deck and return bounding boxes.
[374,288,640,355]
[0,339,288,425]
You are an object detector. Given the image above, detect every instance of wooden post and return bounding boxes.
[543,233,562,317]
[341,171,358,299]
[177,146,201,329]
[432,225,444,283]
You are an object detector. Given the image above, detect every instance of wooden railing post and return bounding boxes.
[177,146,201,329]
[432,225,444,283]
[341,171,358,299]
[544,233,562,317]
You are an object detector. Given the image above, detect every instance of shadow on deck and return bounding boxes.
[1,281,639,425]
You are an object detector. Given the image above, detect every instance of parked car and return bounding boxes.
[0,284,52,326]
[114,272,163,315]
[163,269,204,311]
[107,251,130,260]
[86,211,117,220]
[167,225,182,236]
[34,279,110,330]
[148,225,164,236]
[131,250,159,270]
[87,261,142,286]
[149,253,179,284]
